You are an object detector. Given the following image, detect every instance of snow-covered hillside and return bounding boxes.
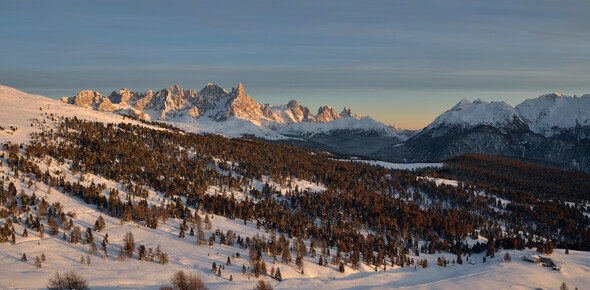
[1,85,590,289]
[279,116,399,137]
[2,171,588,289]
[0,85,150,145]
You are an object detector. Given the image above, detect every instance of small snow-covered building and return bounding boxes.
[522,254,540,263]
[539,257,556,268]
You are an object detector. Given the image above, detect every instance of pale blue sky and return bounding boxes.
[2,0,590,129]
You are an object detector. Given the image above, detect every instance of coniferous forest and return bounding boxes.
[1,114,589,286]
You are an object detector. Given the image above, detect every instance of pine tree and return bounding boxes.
[197,229,206,245]
[116,247,126,262]
[95,215,106,232]
[281,246,291,264]
[48,219,59,235]
[147,248,154,261]
[261,260,268,275]
[34,256,42,268]
[274,267,282,281]
[159,252,168,264]
[41,253,46,262]
[123,232,135,258]
[295,255,304,271]
[138,245,146,261]
[70,226,81,244]
[253,261,262,278]
[351,251,360,270]
[21,253,27,261]
[204,215,212,231]
[22,228,28,237]
[89,242,98,255]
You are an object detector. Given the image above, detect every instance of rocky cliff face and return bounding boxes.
[316,106,341,122]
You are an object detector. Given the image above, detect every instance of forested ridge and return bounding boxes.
[1,113,589,280]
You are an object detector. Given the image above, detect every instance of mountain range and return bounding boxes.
[59,83,590,173]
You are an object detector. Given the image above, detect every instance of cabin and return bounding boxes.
[539,257,556,268]
[522,254,540,263]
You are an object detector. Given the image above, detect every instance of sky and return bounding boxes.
[2,1,590,129]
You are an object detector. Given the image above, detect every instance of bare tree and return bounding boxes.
[253,279,274,290]
[169,270,208,290]
[47,271,89,290]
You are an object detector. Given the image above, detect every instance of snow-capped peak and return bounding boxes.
[515,92,590,136]
[450,99,472,111]
[538,92,565,101]
[426,98,526,134]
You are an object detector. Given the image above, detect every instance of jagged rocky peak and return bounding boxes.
[133,90,153,111]
[63,82,372,125]
[284,99,314,122]
[64,90,118,112]
[108,88,133,104]
[340,107,362,119]
[68,90,103,108]
[224,83,264,121]
[230,83,247,99]
[153,85,186,115]
[199,83,228,99]
[316,105,341,123]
